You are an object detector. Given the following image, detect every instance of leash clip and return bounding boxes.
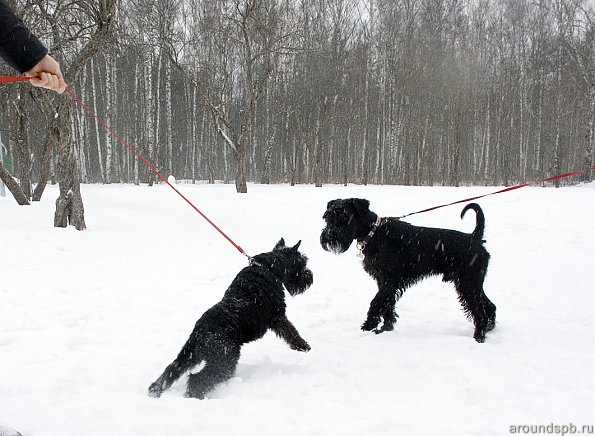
[248,256,263,268]
[356,245,364,260]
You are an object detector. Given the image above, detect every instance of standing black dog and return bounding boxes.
[320,199,496,342]
[148,239,313,399]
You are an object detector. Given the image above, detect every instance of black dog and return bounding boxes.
[320,199,496,342]
[148,239,313,399]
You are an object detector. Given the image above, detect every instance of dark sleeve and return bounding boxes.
[0,0,48,73]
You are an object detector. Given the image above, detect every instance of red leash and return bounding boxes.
[0,75,31,82]
[65,87,250,259]
[399,166,595,219]
[1,75,249,260]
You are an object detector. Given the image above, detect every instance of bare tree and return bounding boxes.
[184,0,286,193]
[52,1,117,228]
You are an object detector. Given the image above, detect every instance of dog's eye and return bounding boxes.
[337,210,351,222]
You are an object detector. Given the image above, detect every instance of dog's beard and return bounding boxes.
[322,241,349,254]
[284,268,313,296]
[320,228,353,254]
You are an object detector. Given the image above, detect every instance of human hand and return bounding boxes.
[24,54,67,94]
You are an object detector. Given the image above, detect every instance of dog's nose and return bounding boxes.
[320,229,332,244]
[320,231,336,252]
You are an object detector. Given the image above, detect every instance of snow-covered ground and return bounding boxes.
[1,182,594,436]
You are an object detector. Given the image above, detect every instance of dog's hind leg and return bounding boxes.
[148,336,202,398]
[454,276,491,343]
[482,293,497,332]
[185,341,240,399]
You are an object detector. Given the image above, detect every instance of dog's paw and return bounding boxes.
[473,330,486,343]
[361,318,380,332]
[291,341,311,352]
[485,319,496,333]
[184,390,206,400]
[148,383,163,398]
[373,323,394,334]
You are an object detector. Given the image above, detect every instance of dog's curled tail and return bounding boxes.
[461,203,485,241]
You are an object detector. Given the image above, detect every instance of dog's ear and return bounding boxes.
[325,199,340,213]
[323,200,338,219]
[292,240,302,251]
[350,198,370,217]
[275,238,286,250]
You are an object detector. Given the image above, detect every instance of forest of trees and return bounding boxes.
[1,0,594,206]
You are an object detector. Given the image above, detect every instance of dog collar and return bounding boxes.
[357,216,383,254]
[248,257,285,283]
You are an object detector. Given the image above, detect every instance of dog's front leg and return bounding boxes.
[362,280,399,334]
[270,316,311,352]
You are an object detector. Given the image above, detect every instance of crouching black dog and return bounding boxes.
[148,239,313,399]
[320,199,496,342]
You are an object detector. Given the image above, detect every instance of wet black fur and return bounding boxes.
[148,239,313,399]
[320,199,496,342]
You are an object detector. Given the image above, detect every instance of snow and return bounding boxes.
[1,182,594,436]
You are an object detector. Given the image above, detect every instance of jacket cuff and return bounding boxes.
[0,10,48,73]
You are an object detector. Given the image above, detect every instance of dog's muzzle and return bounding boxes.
[320,227,352,254]
[285,268,313,296]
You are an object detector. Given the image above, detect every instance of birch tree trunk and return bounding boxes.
[191,84,198,183]
[150,51,162,187]
[313,99,326,187]
[534,76,543,179]
[91,58,106,183]
[361,60,370,186]
[165,58,173,177]
[105,59,114,184]
[583,91,595,182]
[133,62,140,186]
[553,22,564,188]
